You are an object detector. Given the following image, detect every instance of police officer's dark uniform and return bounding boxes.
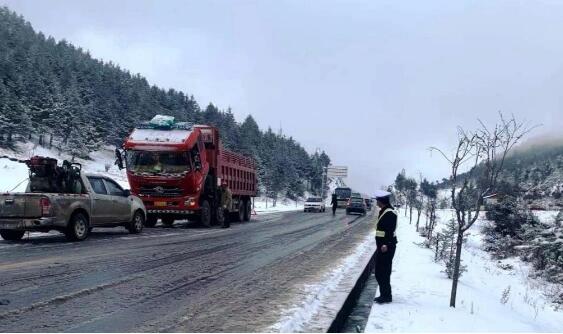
[374,191,397,304]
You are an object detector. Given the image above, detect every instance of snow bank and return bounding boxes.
[253,197,302,214]
[365,209,563,332]
[270,233,376,332]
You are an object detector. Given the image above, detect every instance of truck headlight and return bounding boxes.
[184,198,197,207]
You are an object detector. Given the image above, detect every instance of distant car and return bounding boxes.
[364,198,373,211]
[346,196,367,215]
[304,197,326,213]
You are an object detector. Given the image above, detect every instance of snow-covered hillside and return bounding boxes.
[0,142,129,191]
[365,208,563,332]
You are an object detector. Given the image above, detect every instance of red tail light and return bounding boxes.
[40,197,52,216]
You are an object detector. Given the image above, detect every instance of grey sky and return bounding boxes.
[3,0,563,193]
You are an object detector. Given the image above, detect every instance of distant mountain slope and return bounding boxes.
[0,6,330,199]
[438,134,563,209]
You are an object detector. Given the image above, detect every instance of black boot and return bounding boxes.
[374,296,392,304]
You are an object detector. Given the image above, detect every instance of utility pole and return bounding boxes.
[321,166,327,199]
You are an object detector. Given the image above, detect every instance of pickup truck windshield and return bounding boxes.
[126,151,191,174]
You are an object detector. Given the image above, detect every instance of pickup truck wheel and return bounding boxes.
[0,230,25,241]
[128,210,144,234]
[144,215,157,228]
[243,200,251,222]
[66,212,89,241]
[199,200,211,227]
[161,216,174,227]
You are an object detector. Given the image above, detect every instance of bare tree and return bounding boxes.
[430,112,536,307]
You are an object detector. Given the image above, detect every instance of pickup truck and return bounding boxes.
[0,165,147,241]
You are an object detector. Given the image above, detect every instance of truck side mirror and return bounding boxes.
[193,155,202,171]
[123,189,131,197]
[115,148,124,170]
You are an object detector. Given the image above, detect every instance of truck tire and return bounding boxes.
[199,200,212,227]
[128,210,144,234]
[213,205,225,227]
[243,199,251,222]
[65,212,90,241]
[236,200,244,222]
[0,230,25,241]
[161,216,174,227]
[144,215,157,228]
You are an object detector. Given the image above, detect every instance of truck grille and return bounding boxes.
[139,186,183,197]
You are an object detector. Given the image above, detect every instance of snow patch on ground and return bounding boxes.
[270,233,376,332]
[0,158,30,192]
[532,210,560,225]
[365,209,563,332]
[253,197,303,214]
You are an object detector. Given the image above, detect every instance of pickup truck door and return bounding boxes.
[86,176,113,225]
[102,178,131,223]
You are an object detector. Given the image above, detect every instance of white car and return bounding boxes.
[304,197,326,213]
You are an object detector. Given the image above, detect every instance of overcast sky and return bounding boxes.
[3,0,563,193]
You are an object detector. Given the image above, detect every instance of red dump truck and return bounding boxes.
[116,115,257,227]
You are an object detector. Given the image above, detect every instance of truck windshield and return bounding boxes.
[126,151,191,174]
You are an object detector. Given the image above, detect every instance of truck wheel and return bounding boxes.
[213,205,225,226]
[65,212,89,241]
[128,210,144,234]
[236,201,244,222]
[199,200,212,227]
[243,200,251,222]
[162,216,175,227]
[0,230,25,241]
[144,215,157,228]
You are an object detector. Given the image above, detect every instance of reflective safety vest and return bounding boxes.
[375,208,397,238]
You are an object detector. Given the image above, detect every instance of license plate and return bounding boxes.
[155,201,167,207]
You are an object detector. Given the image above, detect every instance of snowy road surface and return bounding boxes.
[0,210,374,332]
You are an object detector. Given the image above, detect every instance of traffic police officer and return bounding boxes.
[373,190,397,304]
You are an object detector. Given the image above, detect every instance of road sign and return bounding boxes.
[327,165,348,178]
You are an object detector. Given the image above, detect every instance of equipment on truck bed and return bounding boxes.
[25,156,82,193]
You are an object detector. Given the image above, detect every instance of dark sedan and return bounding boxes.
[346,196,367,215]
